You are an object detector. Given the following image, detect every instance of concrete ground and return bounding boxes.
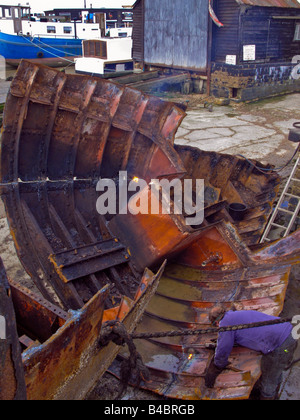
[175,93,300,169]
[0,75,299,399]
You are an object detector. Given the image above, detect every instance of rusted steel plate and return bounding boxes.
[0,181,140,309]
[109,143,281,269]
[21,260,163,400]
[110,346,262,400]
[3,257,163,400]
[49,239,130,284]
[1,60,186,183]
[175,146,281,247]
[22,283,109,400]
[109,194,207,272]
[9,278,68,343]
[0,258,27,400]
[253,229,300,265]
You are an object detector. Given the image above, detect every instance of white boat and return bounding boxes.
[75,31,133,77]
[0,4,126,67]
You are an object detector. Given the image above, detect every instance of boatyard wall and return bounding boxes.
[211,61,300,101]
[212,0,300,64]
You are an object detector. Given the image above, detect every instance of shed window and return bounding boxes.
[47,26,56,34]
[294,24,300,41]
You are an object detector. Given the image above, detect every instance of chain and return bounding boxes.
[131,317,293,340]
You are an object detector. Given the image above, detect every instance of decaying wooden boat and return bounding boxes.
[0,60,299,400]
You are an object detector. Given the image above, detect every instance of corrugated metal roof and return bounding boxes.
[235,0,300,7]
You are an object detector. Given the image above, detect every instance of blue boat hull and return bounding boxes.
[0,32,82,67]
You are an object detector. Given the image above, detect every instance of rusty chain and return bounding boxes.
[99,317,294,345]
[130,317,293,340]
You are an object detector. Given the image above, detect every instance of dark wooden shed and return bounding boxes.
[211,0,300,100]
[132,0,300,100]
[212,0,300,64]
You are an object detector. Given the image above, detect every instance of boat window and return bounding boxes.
[83,40,107,59]
[63,26,72,34]
[47,26,56,34]
[15,8,21,18]
[5,7,11,17]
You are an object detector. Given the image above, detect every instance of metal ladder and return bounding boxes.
[260,155,300,243]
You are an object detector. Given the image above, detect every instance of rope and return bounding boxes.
[21,35,75,64]
[98,320,150,399]
[34,37,79,57]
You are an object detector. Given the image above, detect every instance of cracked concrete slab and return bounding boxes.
[175,93,300,167]
[230,125,277,141]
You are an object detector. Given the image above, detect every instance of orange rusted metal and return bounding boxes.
[1,256,163,400]
[0,60,299,400]
[110,223,298,400]
[22,263,163,400]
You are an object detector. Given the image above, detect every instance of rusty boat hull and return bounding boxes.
[0,60,299,400]
[110,225,300,400]
[0,256,163,400]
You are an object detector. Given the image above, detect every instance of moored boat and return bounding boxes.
[0,4,125,67]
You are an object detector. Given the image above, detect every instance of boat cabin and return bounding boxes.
[0,5,102,39]
[75,36,133,76]
[0,4,30,19]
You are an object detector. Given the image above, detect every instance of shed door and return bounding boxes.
[144,0,208,71]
